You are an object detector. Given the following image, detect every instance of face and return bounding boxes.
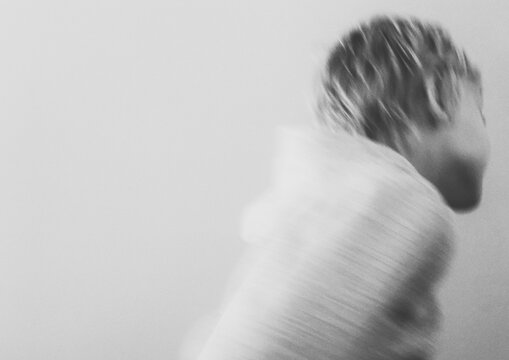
[405,79,490,212]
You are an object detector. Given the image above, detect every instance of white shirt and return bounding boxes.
[198,125,455,360]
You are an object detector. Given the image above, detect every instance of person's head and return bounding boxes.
[315,15,490,212]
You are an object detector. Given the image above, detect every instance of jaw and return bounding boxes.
[435,159,483,212]
[402,137,484,213]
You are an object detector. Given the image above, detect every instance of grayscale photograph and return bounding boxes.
[1,1,508,360]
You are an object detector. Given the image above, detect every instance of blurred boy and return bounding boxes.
[195,15,490,360]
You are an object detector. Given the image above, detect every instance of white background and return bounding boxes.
[1,1,508,359]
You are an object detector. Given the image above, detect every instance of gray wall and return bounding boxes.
[1,1,507,359]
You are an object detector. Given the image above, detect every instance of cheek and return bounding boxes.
[472,127,491,172]
[454,121,491,174]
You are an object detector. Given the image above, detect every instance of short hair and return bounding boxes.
[315,15,481,148]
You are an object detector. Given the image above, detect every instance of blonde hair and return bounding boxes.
[316,15,481,148]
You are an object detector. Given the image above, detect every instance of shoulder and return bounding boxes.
[368,159,452,220]
[368,163,455,271]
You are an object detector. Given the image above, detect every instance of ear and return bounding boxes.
[425,74,460,128]
[425,76,447,121]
